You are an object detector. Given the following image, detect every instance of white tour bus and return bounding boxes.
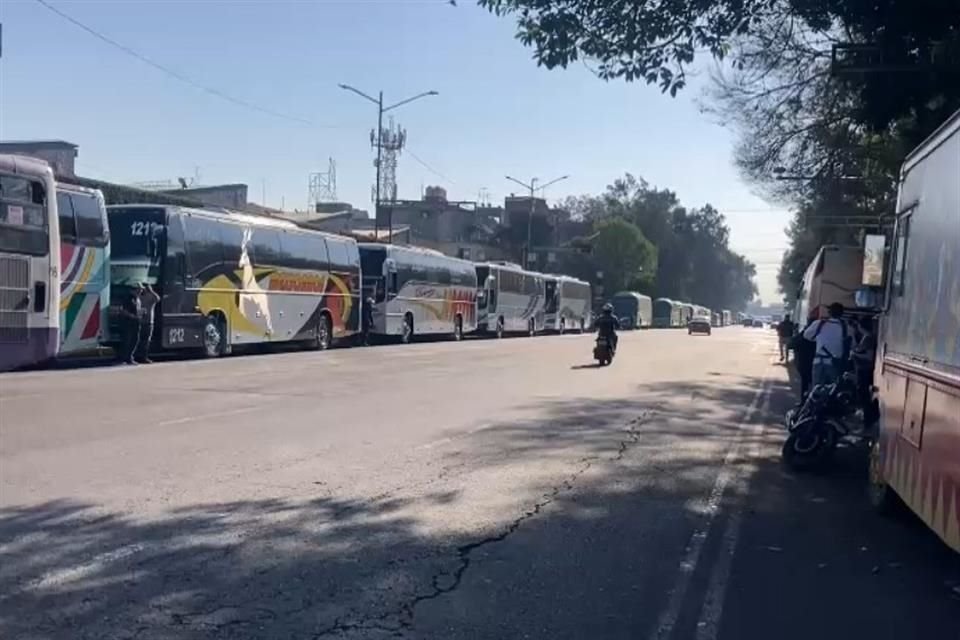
[794,244,864,322]
[544,274,592,332]
[475,261,546,337]
[359,243,478,342]
[0,154,61,371]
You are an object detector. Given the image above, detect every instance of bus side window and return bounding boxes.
[57,192,77,242]
[891,213,911,298]
[165,213,187,291]
[72,193,107,247]
[184,215,226,283]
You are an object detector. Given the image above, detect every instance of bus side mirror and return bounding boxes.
[855,287,882,309]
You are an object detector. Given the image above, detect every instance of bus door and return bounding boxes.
[544,279,559,327]
[485,274,498,313]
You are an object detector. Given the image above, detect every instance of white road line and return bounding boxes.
[647,371,771,640]
[694,383,772,640]
[156,405,264,427]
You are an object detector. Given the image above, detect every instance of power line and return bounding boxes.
[406,148,456,185]
[35,0,341,127]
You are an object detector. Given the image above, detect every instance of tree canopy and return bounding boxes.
[561,174,757,310]
[592,218,657,295]
[479,0,960,122]
[482,0,959,300]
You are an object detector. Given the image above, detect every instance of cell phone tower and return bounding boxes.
[371,117,406,205]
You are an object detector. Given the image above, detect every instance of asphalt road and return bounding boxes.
[1,328,958,640]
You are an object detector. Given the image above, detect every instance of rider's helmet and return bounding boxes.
[602,303,613,314]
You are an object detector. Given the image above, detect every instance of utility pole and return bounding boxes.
[505,174,569,269]
[339,84,437,242]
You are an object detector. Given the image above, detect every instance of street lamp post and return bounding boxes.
[505,174,568,269]
[338,84,438,241]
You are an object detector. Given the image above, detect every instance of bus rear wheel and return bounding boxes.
[453,315,464,341]
[313,314,332,351]
[202,315,225,358]
[401,314,414,344]
[868,440,905,515]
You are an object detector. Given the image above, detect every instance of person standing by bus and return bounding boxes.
[117,284,143,365]
[851,316,878,419]
[777,314,796,362]
[136,283,160,364]
[361,296,375,346]
[803,302,849,387]
[791,317,816,399]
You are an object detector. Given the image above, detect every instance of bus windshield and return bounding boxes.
[611,297,634,318]
[108,207,166,286]
[0,174,49,255]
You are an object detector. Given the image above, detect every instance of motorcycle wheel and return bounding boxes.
[781,417,837,471]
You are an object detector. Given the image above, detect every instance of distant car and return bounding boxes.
[688,315,712,335]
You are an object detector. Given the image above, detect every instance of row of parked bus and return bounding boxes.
[0,154,598,371]
[606,291,736,330]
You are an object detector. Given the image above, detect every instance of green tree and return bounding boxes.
[592,218,657,295]
[563,175,758,310]
[481,0,960,301]
[479,0,960,118]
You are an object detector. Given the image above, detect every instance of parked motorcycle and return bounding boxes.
[594,336,615,366]
[782,371,876,470]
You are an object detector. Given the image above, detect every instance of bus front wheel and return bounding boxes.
[202,315,225,358]
[401,314,414,344]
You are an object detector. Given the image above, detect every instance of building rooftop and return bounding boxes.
[0,140,78,150]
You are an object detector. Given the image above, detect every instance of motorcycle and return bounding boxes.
[782,370,876,471]
[594,335,615,366]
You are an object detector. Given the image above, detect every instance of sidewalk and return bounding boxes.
[717,369,960,639]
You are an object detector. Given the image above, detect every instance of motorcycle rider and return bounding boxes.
[595,303,620,354]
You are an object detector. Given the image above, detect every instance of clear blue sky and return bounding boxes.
[0,0,790,303]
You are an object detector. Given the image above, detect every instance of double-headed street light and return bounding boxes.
[505,174,569,269]
[338,84,438,240]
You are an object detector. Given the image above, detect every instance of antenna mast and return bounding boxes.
[308,158,338,211]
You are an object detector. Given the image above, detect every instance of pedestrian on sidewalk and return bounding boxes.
[777,314,796,362]
[136,282,160,364]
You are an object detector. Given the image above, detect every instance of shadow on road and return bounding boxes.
[2,374,958,640]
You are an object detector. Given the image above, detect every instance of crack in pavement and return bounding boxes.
[313,413,650,638]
